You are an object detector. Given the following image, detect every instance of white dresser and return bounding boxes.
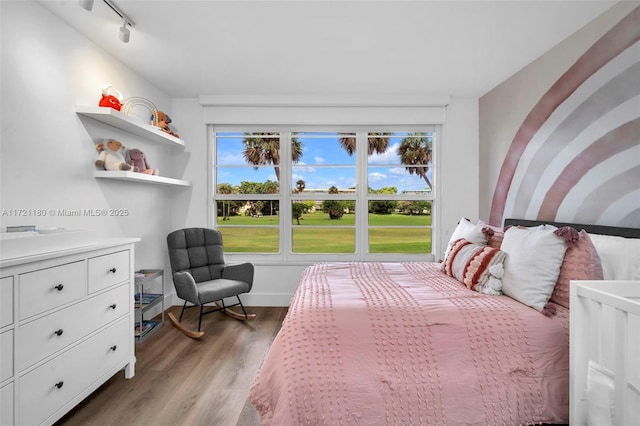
[0,237,138,425]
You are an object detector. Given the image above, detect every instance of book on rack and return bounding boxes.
[135,270,160,280]
[134,293,162,309]
[135,320,160,338]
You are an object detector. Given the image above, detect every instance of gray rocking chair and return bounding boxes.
[167,228,254,331]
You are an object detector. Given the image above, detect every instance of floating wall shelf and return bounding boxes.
[77,106,191,187]
[76,106,185,148]
[95,171,192,187]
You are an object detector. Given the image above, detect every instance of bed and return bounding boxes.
[250,219,640,425]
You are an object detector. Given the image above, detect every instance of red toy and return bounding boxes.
[98,84,123,111]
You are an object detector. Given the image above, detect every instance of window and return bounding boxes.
[367,132,433,254]
[214,131,281,253]
[212,128,436,261]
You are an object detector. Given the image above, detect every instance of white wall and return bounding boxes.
[1,1,480,307]
[439,97,480,259]
[0,2,179,295]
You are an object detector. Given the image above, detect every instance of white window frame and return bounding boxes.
[209,124,441,264]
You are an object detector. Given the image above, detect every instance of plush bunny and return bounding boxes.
[126,148,159,175]
[95,139,138,172]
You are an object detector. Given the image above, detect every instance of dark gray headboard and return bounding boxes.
[504,219,640,239]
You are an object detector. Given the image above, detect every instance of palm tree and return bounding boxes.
[262,180,279,217]
[397,133,432,190]
[242,133,302,181]
[296,179,306,193]
[338,132,391,156]
[217,183,234,220]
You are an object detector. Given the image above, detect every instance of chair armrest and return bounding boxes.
[222,263,254,291]
[173,271,200,305]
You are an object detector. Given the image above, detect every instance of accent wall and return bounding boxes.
[480,2,639,228]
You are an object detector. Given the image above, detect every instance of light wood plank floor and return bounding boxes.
[55,305,287,426]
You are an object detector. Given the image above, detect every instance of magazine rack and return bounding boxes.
[134,269,164,342]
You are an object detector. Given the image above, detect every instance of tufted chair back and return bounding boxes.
[167,228,226,283]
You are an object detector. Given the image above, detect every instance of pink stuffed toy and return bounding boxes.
[126,148,159,175]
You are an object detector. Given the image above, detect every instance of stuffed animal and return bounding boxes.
[98,84,123,111]
[95,139,138,172]
[126,148,159,175]
[154,111,180,138]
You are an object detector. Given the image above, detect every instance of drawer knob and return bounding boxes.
[109,267,117,273]
[54,329,64,336]
[110,345,117,351]
[109,303,117,310]
[54,284,64,291]
[54,381,64,389]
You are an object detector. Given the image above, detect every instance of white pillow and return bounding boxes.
[501,225,568,312]
[443,218,489,259]
[588,233,640,280]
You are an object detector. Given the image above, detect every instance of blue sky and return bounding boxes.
[216,132,433,193]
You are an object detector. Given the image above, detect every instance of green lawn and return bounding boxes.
[218,212,432,253]
[218,212,430,226]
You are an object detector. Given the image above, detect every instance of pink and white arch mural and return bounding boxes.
[489,7,639,228]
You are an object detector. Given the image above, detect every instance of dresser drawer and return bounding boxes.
[18,284,129,372]
[19,261,85,320]
[88,251,129,293]
[1,277,13,327]
[0,330,12,382]
[19,317,130,426]
[1,382,13,426]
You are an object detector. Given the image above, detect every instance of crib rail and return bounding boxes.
[570,280,640,425]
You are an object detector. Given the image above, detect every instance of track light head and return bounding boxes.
[79,0,94,11]
[79,0,134,43]
[119,23,130,43]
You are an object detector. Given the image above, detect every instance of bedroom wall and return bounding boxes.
[1,1,479,308]
[0,2,181,286]
[479,2,640,228]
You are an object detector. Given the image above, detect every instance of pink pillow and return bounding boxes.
[477,220,504,249]
[551,230,603,309]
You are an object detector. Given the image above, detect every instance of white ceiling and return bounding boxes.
[39,0,618,99]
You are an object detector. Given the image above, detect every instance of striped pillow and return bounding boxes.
[442,238,507,294]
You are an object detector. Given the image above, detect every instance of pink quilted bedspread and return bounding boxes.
[250,262,569,425]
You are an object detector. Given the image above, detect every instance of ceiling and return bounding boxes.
[39,1,618,99]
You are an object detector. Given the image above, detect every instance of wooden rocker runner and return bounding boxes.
[168,312,204,339]
[215,301,257,321]
[168,302,256,339]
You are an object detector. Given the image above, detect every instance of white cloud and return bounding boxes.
[293,162,317,173]
[368,142,399,164]
[389,167,407,176]
[315,156,326,164]
[217,151,246,165]
[368,172,387,182]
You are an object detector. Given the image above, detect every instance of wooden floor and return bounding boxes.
[55,305,287,426]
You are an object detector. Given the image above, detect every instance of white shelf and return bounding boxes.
[95,171,192,187]
[76,106,185,148]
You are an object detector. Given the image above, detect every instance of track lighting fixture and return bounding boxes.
[79,0,135,43]
[119,20,130,43]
